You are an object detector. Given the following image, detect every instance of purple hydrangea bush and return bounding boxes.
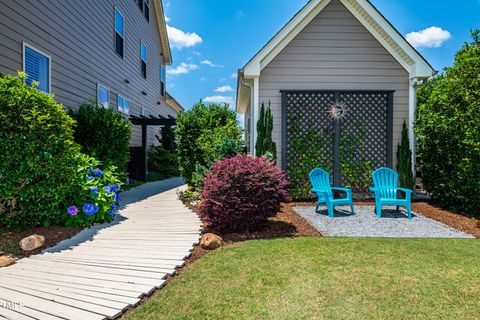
[199,155,290,232]
[65,153,122,227]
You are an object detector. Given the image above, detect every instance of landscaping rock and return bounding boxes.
[0,256,15,268]
[200,233,223,250]
[19,234,45,251]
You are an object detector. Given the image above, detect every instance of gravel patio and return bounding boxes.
[293,205,475,238]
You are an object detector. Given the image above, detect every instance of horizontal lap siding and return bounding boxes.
[0,0,176,147]
[258,0,409,168]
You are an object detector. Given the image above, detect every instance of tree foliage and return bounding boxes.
[415,30,480,213]
[396,121,414,189]
[175,102,242,186]
[255,102,277,160]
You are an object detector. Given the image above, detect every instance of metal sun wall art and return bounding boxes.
[328,101,348,120]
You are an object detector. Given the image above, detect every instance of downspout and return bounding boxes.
[239,75,255,153]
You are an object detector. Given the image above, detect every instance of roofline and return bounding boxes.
[153,0,172,65]
[242,0,434,79]
[166,92,184,113]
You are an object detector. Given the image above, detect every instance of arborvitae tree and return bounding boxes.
[396,121,414,189]
[156,125,176,152]
[255,102,277,161]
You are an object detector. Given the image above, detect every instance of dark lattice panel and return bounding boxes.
[339,92,388,185]
[285,92,335,180]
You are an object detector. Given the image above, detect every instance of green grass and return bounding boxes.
[125,237,480,320]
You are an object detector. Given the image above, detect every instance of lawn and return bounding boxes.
[125,237,480,320]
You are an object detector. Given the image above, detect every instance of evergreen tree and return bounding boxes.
[255,102,277,161]
[396,121,414,189]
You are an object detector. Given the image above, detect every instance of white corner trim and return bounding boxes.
[408,79,417,176]
[251,77,260,154]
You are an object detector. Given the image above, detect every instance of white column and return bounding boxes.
[251,77,260,155]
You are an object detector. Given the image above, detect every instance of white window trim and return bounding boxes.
[22,42,52,94]
[117,94,129,115]
[97,82,110,108]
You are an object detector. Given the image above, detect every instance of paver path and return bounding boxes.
[294,205,474,238]
[0,178,202,320]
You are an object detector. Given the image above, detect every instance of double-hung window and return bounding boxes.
[97,83,110,108]
[143,0,150,21]
[118,95,129,114]
[23,43,51,93]
[140,42,147,79]
[160,64,166,96]
[115,8,124,58]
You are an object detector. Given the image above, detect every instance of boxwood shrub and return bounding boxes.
[199,155,290,232]
[70,103,132,175]
[415,30,480,214]
[0,73,79,229]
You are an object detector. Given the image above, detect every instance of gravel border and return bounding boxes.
[293,205,475,238]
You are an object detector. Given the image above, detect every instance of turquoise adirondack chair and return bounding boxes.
[370,167,413,219]
[309,168,355,218]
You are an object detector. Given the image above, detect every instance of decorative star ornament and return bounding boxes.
[328,101,348,120]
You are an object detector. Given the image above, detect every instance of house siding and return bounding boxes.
[0,0,176,147]
[258,0,409,169]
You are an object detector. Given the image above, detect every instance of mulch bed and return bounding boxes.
[0,226,82,260]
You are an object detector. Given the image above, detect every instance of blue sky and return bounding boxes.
[164,0,479,111]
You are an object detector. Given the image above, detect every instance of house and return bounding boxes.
[0,0,180,148]
[236,0,435,186]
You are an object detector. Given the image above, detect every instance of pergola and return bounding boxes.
[128,114,177,181]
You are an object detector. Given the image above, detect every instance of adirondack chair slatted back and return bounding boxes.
[372,167,398,199]
[309,168,333,198]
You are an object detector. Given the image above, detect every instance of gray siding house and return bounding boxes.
[0,0,181,147]
[236,0,434,185]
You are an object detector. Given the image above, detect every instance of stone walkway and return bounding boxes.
[294,205,474,238]
[0,178,202,320]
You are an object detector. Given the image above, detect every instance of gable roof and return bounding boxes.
[153,0,172,65]
[241,0,434,79]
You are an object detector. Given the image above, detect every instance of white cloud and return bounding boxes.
[199,77,207,82]
[203,96,234,105]
[201,60,224,68]
[406,27,451,49]
[165,16,171,22]
[193,51,202,56]
[231,72,238,79]
[167,25,203,49]
[215,85,234,93]
[167,62,198,75]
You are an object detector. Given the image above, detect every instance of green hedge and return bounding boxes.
[175,102,242,186]
[0,73,79,229]
[70,103,132,175]
[415,30,480,214]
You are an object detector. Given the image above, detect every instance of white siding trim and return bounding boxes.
[409,79,417,177]
[252,77,260,155]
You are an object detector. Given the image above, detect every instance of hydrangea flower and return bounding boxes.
[67,205,78,216]
[103,186,112,194]
[86,175,94,181]
[93,169,103,177]
[108,202,118,216]
[109,184,121,193]
[90,186,99,195]
[86,168,92,174]
[82,203,99,216]
[353,150,358,156]
[115,193,121,203]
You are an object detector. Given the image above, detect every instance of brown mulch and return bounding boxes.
[0,226,82,260]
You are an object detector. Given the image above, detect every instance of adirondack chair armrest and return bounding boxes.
[331,187,352,197]
[311,189,329,196]
[397,188,413,194]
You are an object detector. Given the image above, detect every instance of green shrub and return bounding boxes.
[175,102,242,186]
[70,103,132,175]
[397,121,414,189]
[0,72,79,229]
[65,154,122,227]
[147,146,179,178]
[255,102,277,160]
[415,30,480,214]
[156,125,176,152]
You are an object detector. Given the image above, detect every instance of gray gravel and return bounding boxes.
[293,205,474,238]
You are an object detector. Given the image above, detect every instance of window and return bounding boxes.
[118,95,129,114]
[97,83,110,108]
[140,42,147,79]
[115,8,124,58]
[23,43,51,93]
[137,0,143,11]
[143,0,150,21]
[140,107,145,116]
[160,64,166,96]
